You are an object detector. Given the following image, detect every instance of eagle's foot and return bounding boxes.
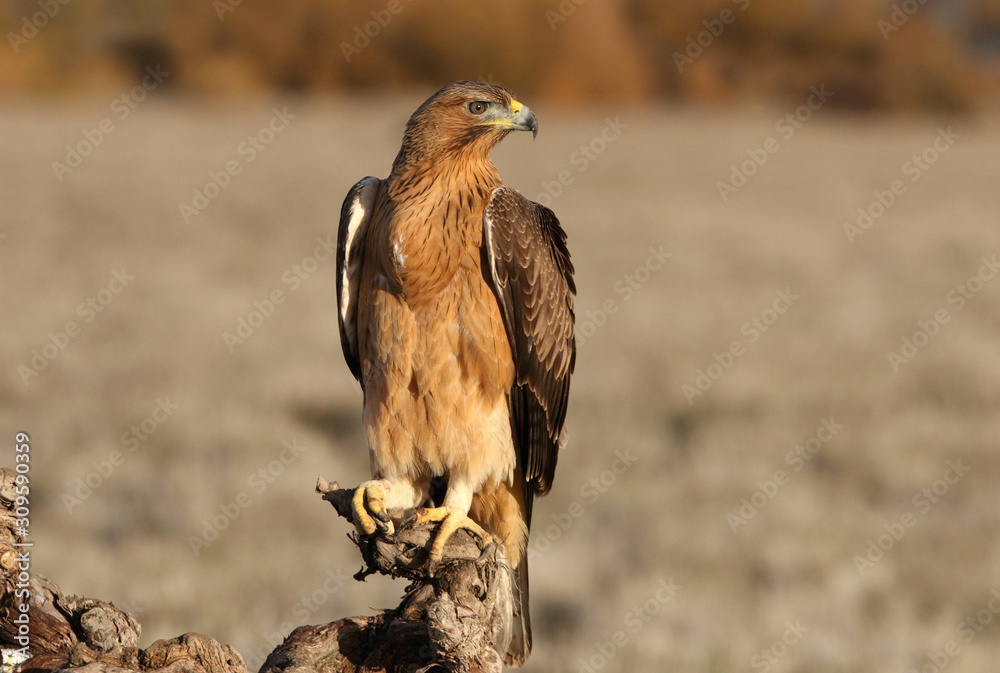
[352,480,395,537]
[411,505,494,577]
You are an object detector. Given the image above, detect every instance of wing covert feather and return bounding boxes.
[483,187,575,526]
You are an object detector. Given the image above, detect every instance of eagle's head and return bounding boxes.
[394,81,537,168]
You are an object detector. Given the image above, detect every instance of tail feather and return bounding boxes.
[503,553,532,667]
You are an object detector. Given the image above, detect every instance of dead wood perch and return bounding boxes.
[256,478,514,673]
[0,467,245,673]
[0,469,516,673]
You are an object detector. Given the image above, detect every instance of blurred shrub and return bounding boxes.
[0,0,996,110]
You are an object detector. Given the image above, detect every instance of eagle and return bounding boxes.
[336,81,575,666]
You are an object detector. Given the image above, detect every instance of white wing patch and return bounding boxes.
[340,200,368,326]
[338,176,378,371]
[392,240,408,268]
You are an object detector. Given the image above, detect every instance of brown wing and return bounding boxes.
[483,187,576,527]
[336,176,379,384]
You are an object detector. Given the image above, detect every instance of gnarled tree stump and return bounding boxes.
[0,469,515,673]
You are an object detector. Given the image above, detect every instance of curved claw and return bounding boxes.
[412,506,494,577]
[352,480,396,537]
[475,538,496,565]
[399,512,417,531]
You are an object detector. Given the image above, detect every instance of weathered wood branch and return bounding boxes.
[0,469,245,673]
[0,470,515,673]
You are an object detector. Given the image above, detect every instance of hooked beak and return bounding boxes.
[482,99,538,139]
[507,99,538,139]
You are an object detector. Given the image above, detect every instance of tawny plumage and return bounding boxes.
[336,81,575,666]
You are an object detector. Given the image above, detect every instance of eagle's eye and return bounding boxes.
[467,101,489,116]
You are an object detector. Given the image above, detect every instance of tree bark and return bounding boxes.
[0,470,514,673]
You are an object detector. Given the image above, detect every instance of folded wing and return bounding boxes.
[336,176,380,384]
[482,186,576,526]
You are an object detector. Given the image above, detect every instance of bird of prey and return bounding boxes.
[336,81,575,666]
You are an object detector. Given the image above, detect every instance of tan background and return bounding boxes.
[2,1,1000,672]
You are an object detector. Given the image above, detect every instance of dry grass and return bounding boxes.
[2,94,1000,672]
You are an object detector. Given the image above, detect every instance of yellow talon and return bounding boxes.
[413,506,494,574]
[352,480,394,537]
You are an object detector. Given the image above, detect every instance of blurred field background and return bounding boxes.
[3,1,1000,672]
[3,0,1000,108]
